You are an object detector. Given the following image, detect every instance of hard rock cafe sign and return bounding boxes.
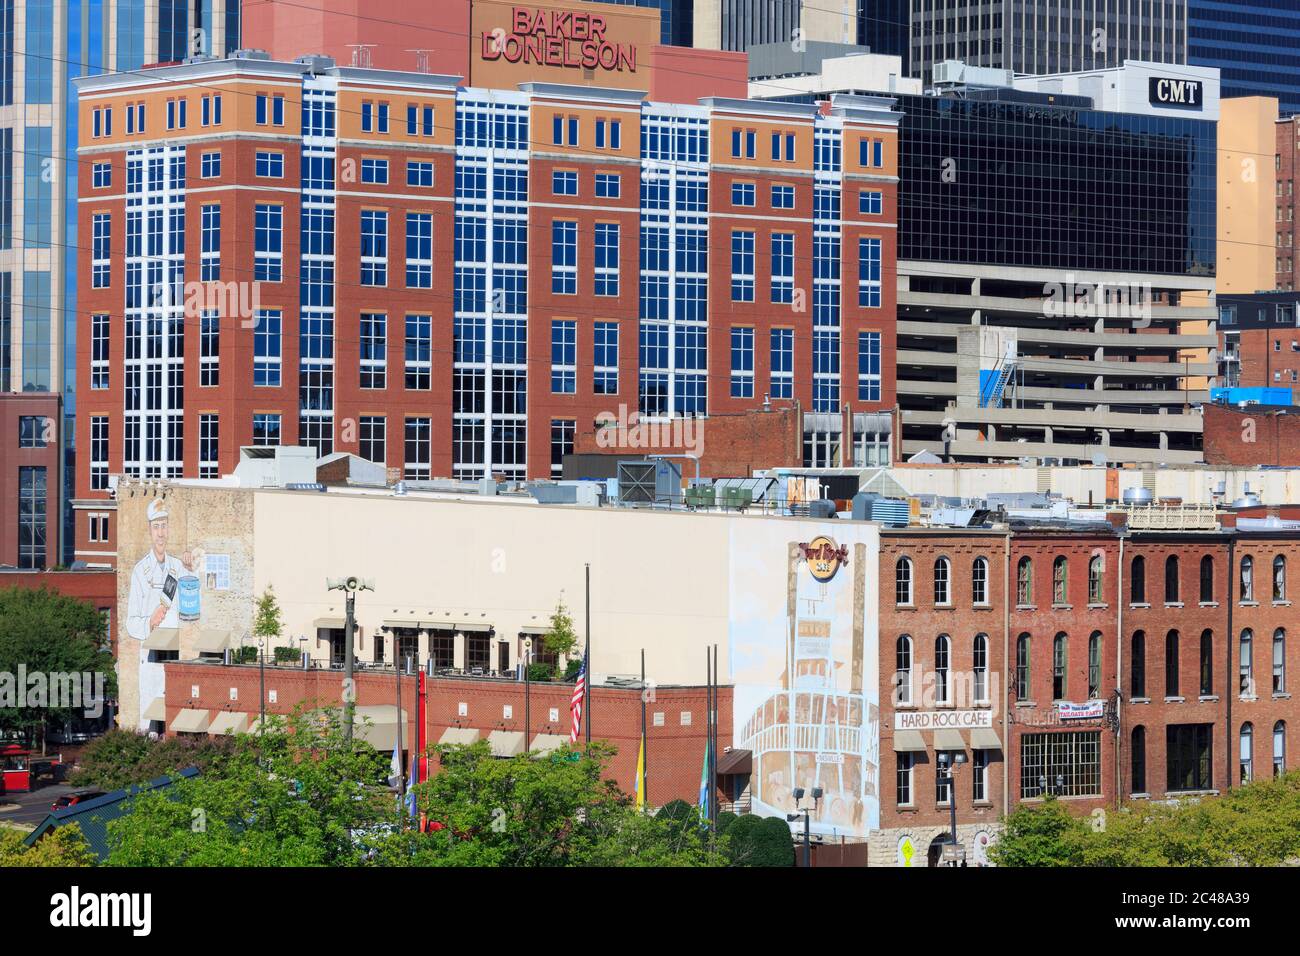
[798,536,850,583]
[482,7,638,74]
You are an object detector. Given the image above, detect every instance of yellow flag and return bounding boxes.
[634,734,646,810]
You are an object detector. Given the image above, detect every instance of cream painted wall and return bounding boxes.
[1218,97,1278,296]
[250,489,876,685]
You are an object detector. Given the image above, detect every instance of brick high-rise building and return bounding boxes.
[1277,115,1300,291]
[72,40,901,564]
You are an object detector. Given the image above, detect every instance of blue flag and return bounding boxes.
[698,738,710,819]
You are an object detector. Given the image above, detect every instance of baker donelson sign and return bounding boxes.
[483,7,638,73]
[894,710,994,730]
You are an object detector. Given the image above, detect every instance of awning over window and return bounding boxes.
[383,619,422,631]
[893,730,927,753]
[423,621,494,633]
[487,730,526,758]
[208,711,249,736]
[934,729,966,751]
[170,709,211,734]
[716,748,752,776]
[142,698,167,722]
[530,734,568,755]
[438,727,481,746]
[353,705,409,751]
[143,627,179,650]
[196,628,232,654]
[313,618,345,630]
[517,626,550,636]
[971,727,1003,751]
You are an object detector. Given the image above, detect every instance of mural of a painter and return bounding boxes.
[124,498,202,729]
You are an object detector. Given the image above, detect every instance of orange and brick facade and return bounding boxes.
[72,55,901,566]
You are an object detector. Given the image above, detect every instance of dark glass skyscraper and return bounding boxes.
[0,0,240,567]
[1187,0,1300,115]
[897,93,1217,275]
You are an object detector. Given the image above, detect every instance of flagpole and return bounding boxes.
[584,562,592,746]
[707,647,717,832]
[641,648,648,808]
[396,654,405,813]
[711,643,719,831]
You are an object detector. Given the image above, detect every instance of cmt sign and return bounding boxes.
[481,7,637,73]
[1148,76,1203,110]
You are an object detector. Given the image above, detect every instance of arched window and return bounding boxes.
[895,557,913,606]
[1165,555,1180,603]
[1131,555,1147,604]
[1200,630,1213,697]
[973,633,989,703]
[1132,726,1147,794]
[971,557,989,606]
[1015,634,1031,699]
[1088,632,1102,698]
[1131,631,1146,698]
[1241,555,1255,602]
[1052,633,1068,700]
[895,635,913,705]
[1274,721,1287,778]
[1241,629,1255,697]
[1165,630,1180,697]
[1053,557,1068,605]
[1017,557,1033,605]
[1240,722,1254,784]
[1274,555,1287,602]
[1088,556,1104,604]
[1274,628,1287,695]
[1200,555,1215,603]
[935,635,951,704]
[933,557,951,606]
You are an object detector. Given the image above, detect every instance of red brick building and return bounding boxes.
[162,660,729,808]
[1203,403,1300,466]
[0,393,64,569]
[874,520,1300,866]
[1278,114,1299,290]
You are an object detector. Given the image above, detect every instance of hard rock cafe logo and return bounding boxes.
[798,536,849,583]
[482,7,638,73]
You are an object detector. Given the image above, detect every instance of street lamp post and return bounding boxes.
[523,639,532,752]
[786,786,823,867]
[938,751,968,865]
[326,576,375,743]
[257,635,266,731]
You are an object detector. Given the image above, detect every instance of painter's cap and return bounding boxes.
[147,498,169,522]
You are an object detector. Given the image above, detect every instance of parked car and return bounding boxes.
[51,789,106,812]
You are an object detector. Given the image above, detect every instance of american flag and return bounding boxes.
[569,652,588,742]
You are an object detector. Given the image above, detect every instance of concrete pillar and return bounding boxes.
[454,632,466,670]
[418,629,429,667]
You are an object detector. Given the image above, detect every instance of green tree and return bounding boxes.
[104,708,390,866]
[0,823,95,867]
[69,728,238,790]
[371,741,726,867]
[988,797,1086,867]
[725,814,795,866]
[252,585,284,652]
[542,599,578,662]
[0,586,116,750]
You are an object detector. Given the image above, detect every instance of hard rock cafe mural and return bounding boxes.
[730,523,880,838]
